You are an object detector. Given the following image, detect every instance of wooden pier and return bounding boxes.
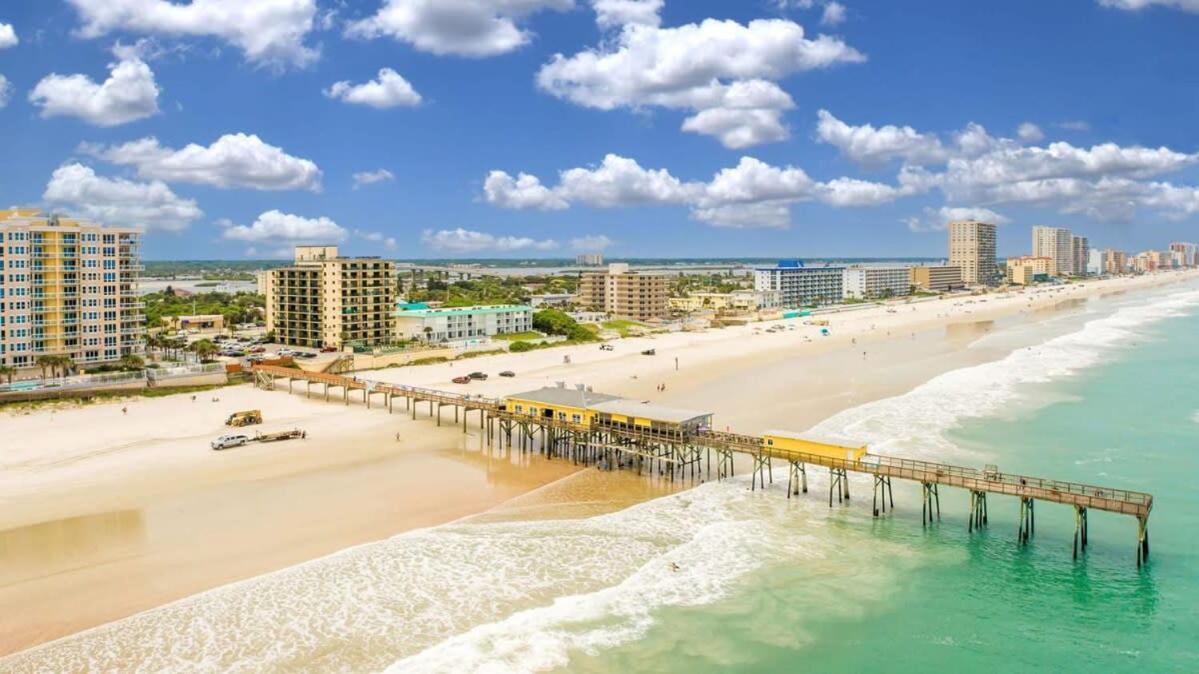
[251,365,1154,567]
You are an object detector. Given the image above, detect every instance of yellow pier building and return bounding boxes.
[761,431,869,462]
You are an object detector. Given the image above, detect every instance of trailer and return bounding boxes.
[254,429,306,443]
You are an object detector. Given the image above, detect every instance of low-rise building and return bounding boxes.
[530,293,575,308]
[395,304,533,343]
[753,260,844,308]
[668,289,780,313]
[162,314,224,334]
[909,265,964,293]
[1006,256,1054,285]
[842,266,911,300]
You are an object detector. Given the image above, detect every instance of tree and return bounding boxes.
[35,354,56,381]
[0,364,15,385]
[422,326,434,343]
[191,339,219,363]
[120,354,145,371]
[533,309,595,342]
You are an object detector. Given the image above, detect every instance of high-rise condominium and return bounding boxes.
[948,220,997,285]
[1031,226,1074,276]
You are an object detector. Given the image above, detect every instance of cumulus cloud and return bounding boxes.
[325,68,422,108]
[537,17,864,147]
[29,55,159,127]
[80,133,322,191]
[421,228,559,253]
[222,210,346,243]
[903,206,1010,233]
[352,169,395,189]
[557,154,702,206]
[65,0,319,68]
[1017,122,1044,143]
[1098,0,1199,13]
[347,0,573,57]
[821,1,847,25]
[484,171,569,210]
[355,229,398,250]
[816,109,947,166]
[0,22,17,48]
[570,234,613,250]
[592,0,662,28]
[43,162,201,231]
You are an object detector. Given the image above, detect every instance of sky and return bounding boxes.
[0,0,1197,260]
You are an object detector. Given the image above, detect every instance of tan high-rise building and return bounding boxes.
[265,245,396,349]
[577,263,667,320]
[948,220,998,285]
[1071,235,1090,275]
[1103,250,1128,276]
[1,209,144,371]
[1031,225,1074,276]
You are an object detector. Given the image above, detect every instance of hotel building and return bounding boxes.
[1006,256,1054,285]
[842,266,912,300]
[948,220,998,285]
[1031,225,1073,276]
[395,304,533,343]
[1169,242,1198,267]
[753,260,844,308]
[265,245,396,349]
[577,263,668,320]
[1104,250,1128,276]
[909,265,964,293]
[0,209,144,371]
[575,253,604,266]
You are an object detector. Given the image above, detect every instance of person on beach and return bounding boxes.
[121,406,127,415]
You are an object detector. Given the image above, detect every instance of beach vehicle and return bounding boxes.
[641,349,656,356]
[599,344,614,351]
[211,434,250,450]
[468,372,488,380]
[226,410,263,427]
[452,376,471,384]
[499,370,515,377]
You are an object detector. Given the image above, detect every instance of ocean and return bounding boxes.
[4,279,1198,673]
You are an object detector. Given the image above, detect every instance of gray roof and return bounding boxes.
[590,399,713,424]
[506,387,623,408]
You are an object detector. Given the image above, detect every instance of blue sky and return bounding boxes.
[0,0,1197,260]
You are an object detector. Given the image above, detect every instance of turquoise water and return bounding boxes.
[557,289,1199,674]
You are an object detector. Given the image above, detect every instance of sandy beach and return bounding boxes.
[1,269,1195,657]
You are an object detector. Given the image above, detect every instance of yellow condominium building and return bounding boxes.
[577,263,668,320]
[909,265,964,293]
[1,209,145,371]
[265,245,396,349]
[949,220,998,285]
[1006,256,1054,285]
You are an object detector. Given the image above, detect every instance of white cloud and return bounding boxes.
[421,228,559,253]
[570,234,614,250]
[80,133,322,191]
[347,0,573,57]
[352,169,395,189]
[816,109,947,166]
[1017,122,1044,143]
[903,206,1010,233]
[484,171,569,210]
[222,210,346,243]
[43,162,201,231]
[537,17,864,147]
[1058,120,1090,132]
[0,75,11,108]
[65,0,320,68]
[1098,0,1199,13]
[325,68,422,108]
[355,229,398,249]
[28,56,159,127]
[558,154,702,207]
[821,1,847,25]
[0,23,18,48]
[592,0,662,28]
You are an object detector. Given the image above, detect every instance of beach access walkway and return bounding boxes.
[250,365,1153,567]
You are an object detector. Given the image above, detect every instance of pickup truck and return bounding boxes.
[211,434,250,450]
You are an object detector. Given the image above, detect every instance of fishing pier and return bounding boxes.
[251,365,1154,567]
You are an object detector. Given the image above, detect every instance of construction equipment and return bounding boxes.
[226,410,263,427]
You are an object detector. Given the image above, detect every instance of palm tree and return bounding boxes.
[57,355,75,378]
[35,354,56,381]
[191,339,218,363]
[0,364,15,386]
[120,353,145,371]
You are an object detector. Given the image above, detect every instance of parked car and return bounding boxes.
[211,434,250,450]
[641,349,656,356]
[452,376,471,384]
[250,346,266,353]
[468,372,488,380]
[599,344,615,351]
[297,352,317,359]
[320,346,338,353]
[499,370,516,377]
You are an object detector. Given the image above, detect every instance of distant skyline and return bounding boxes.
[1,0,1198,260]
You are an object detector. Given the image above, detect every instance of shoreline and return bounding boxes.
[1,269,1196,658]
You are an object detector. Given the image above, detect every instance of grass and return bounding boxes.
[1,382,235,412]
[600,319,647,338]
[493,331,546,341]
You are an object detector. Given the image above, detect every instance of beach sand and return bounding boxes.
[1,269,1194,656]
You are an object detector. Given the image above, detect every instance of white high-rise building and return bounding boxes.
[842,266,912,300]
[753,260,845,307]
[1032,226,1074,276]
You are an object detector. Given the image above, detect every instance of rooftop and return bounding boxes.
[396,304,532,317]
[589,399,713,424]
[507,386,623,409]
[762,429,868,448]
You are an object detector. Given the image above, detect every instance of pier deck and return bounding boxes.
[251,365,1153,565]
